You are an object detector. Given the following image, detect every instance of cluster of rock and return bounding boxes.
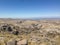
[0,22,42,35]
[6,39,28,45]
[0,37,28,45]
[0,23,19,35]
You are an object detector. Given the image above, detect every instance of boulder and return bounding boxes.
[6,39,17,45]
[12,31,19,35]
[0,24,12,32]
[17,39,28,45]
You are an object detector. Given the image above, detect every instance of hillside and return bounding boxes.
[0,19,60,45]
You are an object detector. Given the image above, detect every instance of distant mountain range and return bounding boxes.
[0,17,60,20]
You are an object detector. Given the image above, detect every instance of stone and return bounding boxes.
[12,31,19,35]
[17,39,28,45]
[6,39,16,45]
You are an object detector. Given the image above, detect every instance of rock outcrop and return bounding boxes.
[0,19,60,45]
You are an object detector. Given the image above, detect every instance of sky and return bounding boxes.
[0,0,60,18]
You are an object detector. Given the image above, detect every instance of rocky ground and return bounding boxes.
[0,19,60,45]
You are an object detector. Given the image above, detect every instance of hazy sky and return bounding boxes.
[0,0,60,18]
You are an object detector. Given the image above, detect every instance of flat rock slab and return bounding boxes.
[7,39,16,45]
[17,39,28,45]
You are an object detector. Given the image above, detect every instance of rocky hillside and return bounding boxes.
[0,19,60,45]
